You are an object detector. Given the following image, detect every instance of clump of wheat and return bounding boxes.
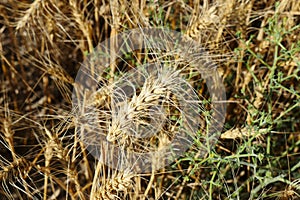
[77,60,203,169]
[107,64,191,147]
[0,157,30,182]
[71,27,227,177]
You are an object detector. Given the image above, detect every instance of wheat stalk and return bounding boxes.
[16,0,43,30]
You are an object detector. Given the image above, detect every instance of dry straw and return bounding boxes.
[0,158,30,182]
[4,0,298,199]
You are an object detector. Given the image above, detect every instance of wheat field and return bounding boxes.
[0,0,300,199]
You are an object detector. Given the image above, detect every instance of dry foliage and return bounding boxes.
[0,0,299,199]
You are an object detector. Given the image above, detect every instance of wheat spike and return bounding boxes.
[95,170,133,200]
[106,64,191,148]
[69,0,93,52]
[16,0,43,30]
[0,158,30,182]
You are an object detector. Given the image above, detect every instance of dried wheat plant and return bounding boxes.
[0,0,225,199]
[70,23,226,198]
[0,0,229,198]
[4,0,297,199]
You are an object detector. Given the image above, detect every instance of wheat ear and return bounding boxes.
[16,0,43,30]
[94,170,133,200]
[0,158,30,182]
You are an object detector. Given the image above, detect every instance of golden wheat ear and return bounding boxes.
[0,158,29,182]
[0,153,42,199]
[90,161,134,200]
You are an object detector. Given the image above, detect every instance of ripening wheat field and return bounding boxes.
[0,0,300,199]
